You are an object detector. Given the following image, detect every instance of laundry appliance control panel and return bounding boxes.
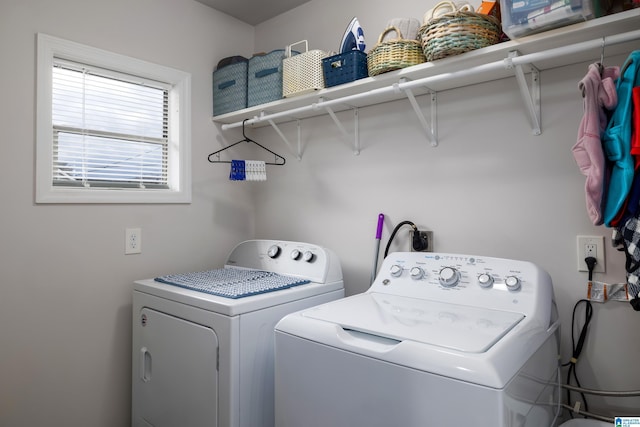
[224,239,340,285]
[372,252,553,316]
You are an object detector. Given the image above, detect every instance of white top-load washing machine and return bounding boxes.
[132,239,344,427]
[275,252,561,427]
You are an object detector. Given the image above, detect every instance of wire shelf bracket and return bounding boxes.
[396,78,438,146]
[265,115,303,161]
[505,50,541,135]
[320,100,360,155]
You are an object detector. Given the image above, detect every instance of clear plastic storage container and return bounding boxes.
[499,0,597,38]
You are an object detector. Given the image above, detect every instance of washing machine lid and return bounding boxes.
[302,292,524,353]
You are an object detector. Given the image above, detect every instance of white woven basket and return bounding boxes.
[283,40,328,98]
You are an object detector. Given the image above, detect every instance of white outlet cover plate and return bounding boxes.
[125,227,142,255]
[577,235,605,273]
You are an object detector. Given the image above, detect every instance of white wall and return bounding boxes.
[250,0,640,419]
[1,0,638,424]
[0,0,255,426]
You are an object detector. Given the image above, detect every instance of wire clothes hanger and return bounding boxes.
[582,37,607,97]
[598,36,606,76]
[208,119,286,165]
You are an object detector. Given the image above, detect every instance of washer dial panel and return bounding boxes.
[374,253,542,313]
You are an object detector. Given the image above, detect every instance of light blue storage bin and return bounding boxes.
[248,50,298,108]
[213,59,248,116]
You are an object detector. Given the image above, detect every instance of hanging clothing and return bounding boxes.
[632,87,640,155]
[611,53,640,307]
[572,63,619,225]
[610,87,640,226]
[602,51,640,226]
[612,218,640,301]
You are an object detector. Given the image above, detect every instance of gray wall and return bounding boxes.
[1,0,638,425]
[250,0,640,419]
[0,0,255,425]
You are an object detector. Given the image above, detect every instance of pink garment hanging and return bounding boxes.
[572,63,619,225]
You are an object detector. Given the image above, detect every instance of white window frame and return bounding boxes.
[36,33,192,203]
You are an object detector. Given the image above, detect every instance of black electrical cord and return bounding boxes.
[383,220,417,258]
[562,256,596,418]
[585,257,597,281]
[563,298,593,418]
[564,256,598,417]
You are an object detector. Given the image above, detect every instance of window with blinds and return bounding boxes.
[52,60,169,189]
[36,33,192,203]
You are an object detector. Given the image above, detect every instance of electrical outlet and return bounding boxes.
[125,228,142,255]
[410,230,433,252]
[577,235,604,273]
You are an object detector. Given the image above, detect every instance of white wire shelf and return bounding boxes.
[211,9,640,155]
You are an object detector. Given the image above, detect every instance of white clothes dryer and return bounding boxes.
[275,252,561,427]
[132,240,344,427]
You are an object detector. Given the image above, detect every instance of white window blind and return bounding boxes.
[52,59,169,189]
[36,33,192,204]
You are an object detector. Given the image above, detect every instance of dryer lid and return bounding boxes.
[302,292,524,353]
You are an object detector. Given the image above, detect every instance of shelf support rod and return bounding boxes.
[354,108,360,155]
[267,117,302,160]
[431,92,437,146]
[505,51,541,135]
[322,100,360,155]
[393,78,438,147]
[297,120,302,160]
[396,79,438,146]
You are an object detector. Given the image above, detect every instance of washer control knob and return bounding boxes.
[410,267,425,280]
[477,273,494,288]
[390,265,403,277]
[302,251,315,262]
[439,267,460,287]
[290,249,301,260]
[267,245,281,259]
[505,276,521,292]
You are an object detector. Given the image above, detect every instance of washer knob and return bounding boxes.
[290,249,301,260]
[505,276,521,292]
[390,265,403,277]
[410,267,425,280]
[302,251,314,262]
[439,267,460,287]
[267,245,281,258]
[477,273,494,288]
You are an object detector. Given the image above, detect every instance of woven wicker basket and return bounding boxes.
[419,1,501,62]
[367,26,426,76]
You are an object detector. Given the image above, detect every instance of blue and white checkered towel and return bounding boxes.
[155,268,310,299]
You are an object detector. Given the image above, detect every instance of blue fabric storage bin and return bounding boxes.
[322,50,368,88]
[213,59,248,116]
[248,50,298,107]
